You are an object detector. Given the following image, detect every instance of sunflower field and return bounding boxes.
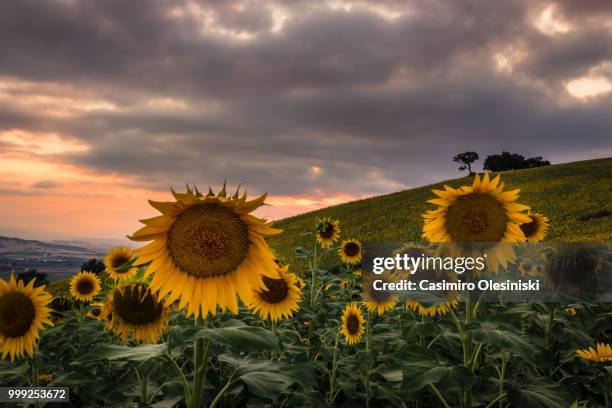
[1,164,611,407]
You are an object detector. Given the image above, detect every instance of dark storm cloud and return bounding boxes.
[0,0,611,198]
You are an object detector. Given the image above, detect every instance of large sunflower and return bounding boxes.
[246,265,302,321]
[105,284,169,344]
[520,212,549,242]
[315,217,340,248]
[340,302,366,345]
[105,246,138,281]
[69,271,102,302]
[339,239,362,264]
[423,173,530,243]
[0,276,53,361]
[362,272,397,315]
[129,185,282,318]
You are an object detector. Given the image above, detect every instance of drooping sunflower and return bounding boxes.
[246,265,302,321]
[340,302,366,345]
[104,246,138,281]
[129,185,282,318]
[423,173,530,243]
[362,272,397,315]
[69,271,102,302]
[315,217,340,248]
[339,239,362,264]
[105,284,169,344]
[0,276,53,361]
[407,299,459,318]
[520,212,549,242]
[576,343,612,363]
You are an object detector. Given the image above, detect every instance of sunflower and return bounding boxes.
[353,269,362,277]
[315,217,340,247]
[69,271,101,302]
[129,185,282,318]
[564,307,577,316]
[520,212,549,242]
[362,272,397,315]
[246,265,302,321]
[295,276,306,290]
[423,173,530,243]
[105,284,169,343]
[87,302,107,320]
[105,246,138,281]
[407,299,459,318]
[576,343,612,363]
[339,239,362,264]
[0,276,53,361]
[340,303,366,345]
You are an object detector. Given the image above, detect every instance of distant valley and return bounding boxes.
[0,235,107,281]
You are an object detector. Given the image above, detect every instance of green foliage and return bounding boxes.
[484,151,550,172]
[81,258,105,274]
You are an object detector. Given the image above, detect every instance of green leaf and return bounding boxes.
[507,384,568,408]
[72,343,167,363]
[195,326,280,352]
[150,396,183,408]
[295,247,312,258]
[379,367,403,382]
[376,384,407,408]
[402,366,450,392]
[218,355,283,376]
[472,327,535,362]
[239,371,294,400]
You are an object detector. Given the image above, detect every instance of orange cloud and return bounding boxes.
[0,129,358,240]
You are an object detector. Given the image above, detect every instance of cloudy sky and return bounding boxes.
[1,0,611,241]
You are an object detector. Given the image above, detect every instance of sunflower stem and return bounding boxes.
[328,325,341,404]
[498,352,508,408]
[309,243,319,359]
[191,316,208,408]
[365,309,371,408]
[134,366,147,405]
[164,352,191,405]
[209,372,236,408]
[430,384,451,408]
[31,351,41,408]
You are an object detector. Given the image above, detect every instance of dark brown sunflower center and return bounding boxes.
[112,255,131,270]
[343,242,360,257]
[0,292,36,338]
[91,308,101,317]
[112,285,163,326]
[258,276,288,304]
[445,193,508,242]
[520,217,539,237]
[167,203,249,278]
[319,223,335,239]
[346,313,360,335]
[76,278,94,294]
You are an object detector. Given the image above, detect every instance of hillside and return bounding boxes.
[0,236,103,282]
[268,157,612,266]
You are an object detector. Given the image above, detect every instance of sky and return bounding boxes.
[0,0,611,241]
